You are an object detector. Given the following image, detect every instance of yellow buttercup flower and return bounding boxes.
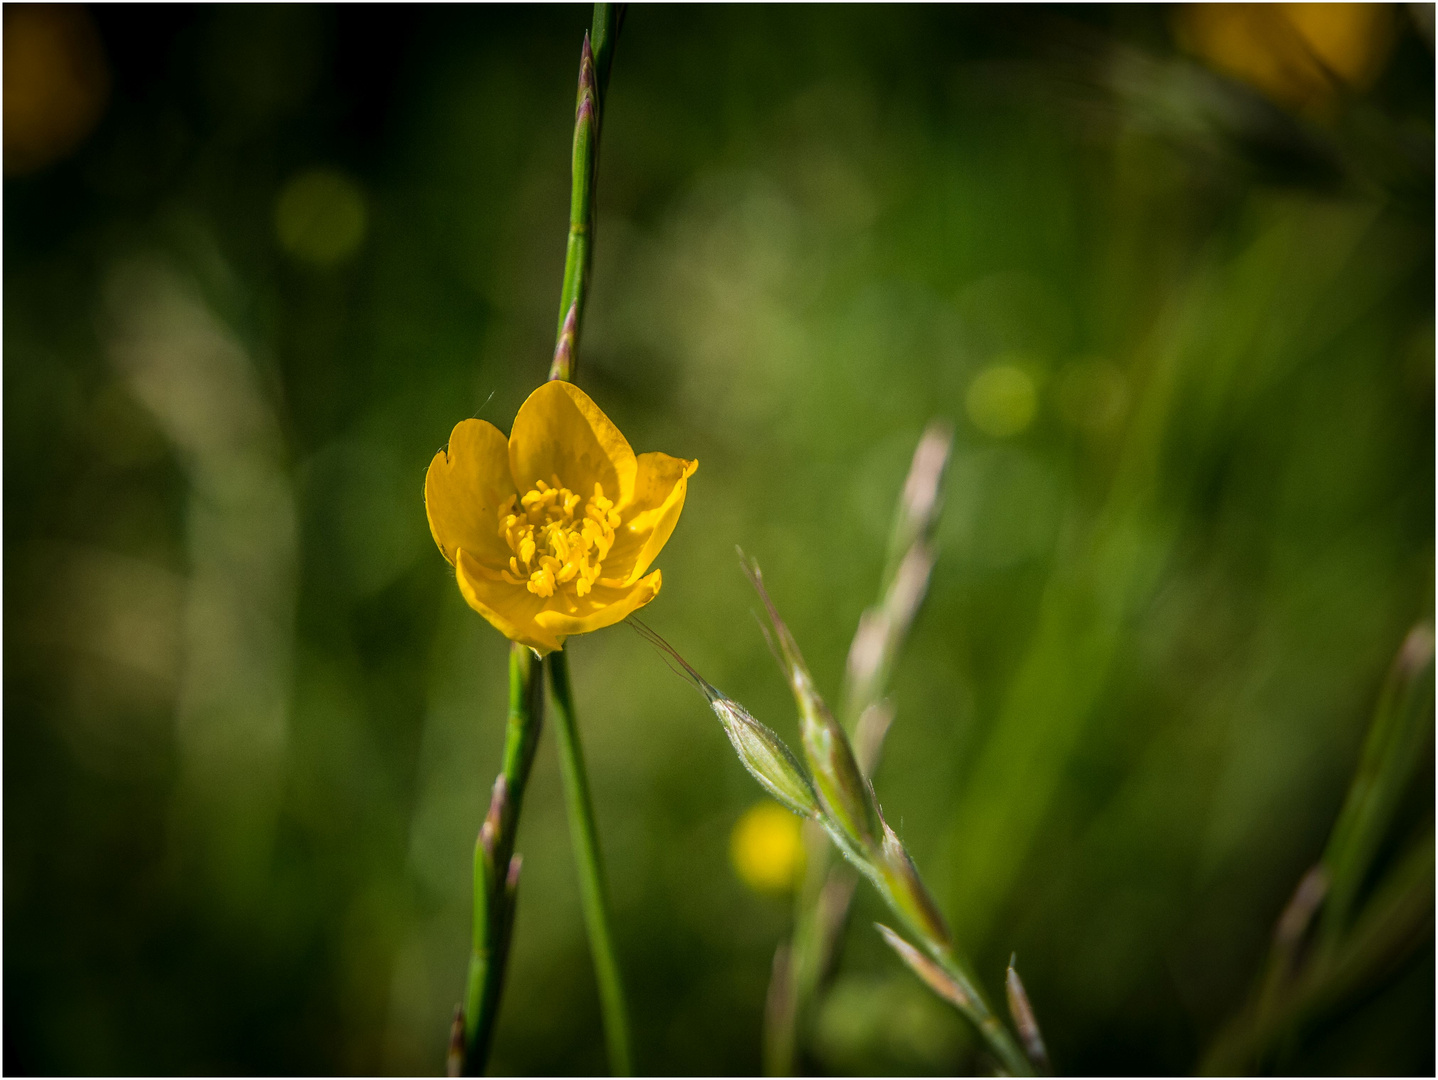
[730,801,804,895]
[426,380,696,655]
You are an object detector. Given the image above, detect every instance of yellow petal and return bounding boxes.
[532,570,662,638]
[456,549,563,655]
[605,454,697,585]
[509,381,637,507]
[426,419,517,567]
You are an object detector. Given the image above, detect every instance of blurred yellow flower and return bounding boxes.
[730,800,804,894]
[1174,3,1395,111]
[426,380,696,655]
[4,5,109,176]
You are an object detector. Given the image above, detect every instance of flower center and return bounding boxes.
[498,476,621,599]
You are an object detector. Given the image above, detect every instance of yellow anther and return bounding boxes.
[498,476,622,600]
[530,566,555,597]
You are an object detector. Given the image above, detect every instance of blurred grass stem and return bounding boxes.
[1201,624,1436,1074]
[1316,624,1434,953]
[548,651,635,1075]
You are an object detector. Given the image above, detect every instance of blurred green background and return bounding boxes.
[5,4,1433,1075]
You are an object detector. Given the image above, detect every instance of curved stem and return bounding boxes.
[548,650,634,1075]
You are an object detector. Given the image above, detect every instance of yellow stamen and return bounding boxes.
[499,477,622,600]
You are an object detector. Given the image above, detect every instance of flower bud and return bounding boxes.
[713,697,821,820]
[629,617,821,819]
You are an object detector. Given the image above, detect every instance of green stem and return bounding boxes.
[463,644,545,1075]
[825,817,1033,1076]
[548,650,634,1075]
[550,3,621,383]
[458,4,626,1073]
[932,948,1032,1076]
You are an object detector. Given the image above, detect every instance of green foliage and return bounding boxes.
[4,6,1431,1075]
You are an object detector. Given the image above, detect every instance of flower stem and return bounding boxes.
[547,650,634,1075]
[541,6,634,1072]
[550,3,621,383]
[462,643,545,1074]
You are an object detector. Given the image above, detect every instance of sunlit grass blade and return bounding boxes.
[842,421,953,741]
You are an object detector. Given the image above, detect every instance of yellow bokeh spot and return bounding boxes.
[966,362,1037,438]
[4,5,110,176]
[730,801,804,895]
[1174,3,1395,112]
[275,168,368,266]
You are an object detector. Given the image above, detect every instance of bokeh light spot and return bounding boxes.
[4,4,110,176]
[1056,359,1129,436]
[966,362,1038,438]
[730,800,804,895]
[1174,3,1395,111]
[275,168,368,266]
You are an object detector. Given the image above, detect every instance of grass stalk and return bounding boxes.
[550,3,621,383]
[765,423,952,1074]
[1201,624,1435,1074]
[634,563,1035,1075]
[548,650,635,1075]
[460,643,545,1075]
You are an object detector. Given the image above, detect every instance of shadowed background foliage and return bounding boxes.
[5,4,1433,1075]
